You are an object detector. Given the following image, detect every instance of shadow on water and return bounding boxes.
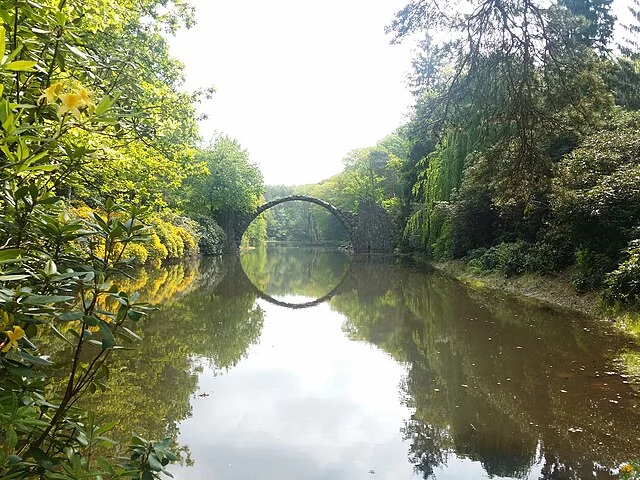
[46,248,640,478]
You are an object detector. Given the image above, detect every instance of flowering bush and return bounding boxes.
[0,0,188,477]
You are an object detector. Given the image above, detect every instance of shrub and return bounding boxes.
[494,241,530,276]
[153,219,184,259]
[573,248,616,292]
[605,240,640,304]
[526,230,575,274]
[552,111,640,257]
[122,242,149,265]
[147,214,200,261]
[164,214,201,257]
[146,232,169,265]
[193,215,227,255]
[176,227,197,255]
[466,242,530,276]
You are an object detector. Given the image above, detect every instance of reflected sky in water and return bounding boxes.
[99,246,640,480]
[173,301,416,479]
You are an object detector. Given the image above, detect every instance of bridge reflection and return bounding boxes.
[231,247,353,309]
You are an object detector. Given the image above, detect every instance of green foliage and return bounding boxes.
[192,215,226,256]
[467,242,530,277]
[605,240,640,304]
[559,0,615,51]
[242,213,267,248]
[408,151,497,259]
[0,0,201,476]
[391,0,640,299]
[0,194,176,477]
[573,248,616,291]
[526,231,576,274]
[187,136,264,221]
[466,234,574,277]
[387,0,640,293]
[553,112,640,256]
[262,133,409,245]
[606,58,640,110]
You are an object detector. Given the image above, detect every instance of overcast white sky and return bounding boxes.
[170,0,634,186]
[170,0,415,186]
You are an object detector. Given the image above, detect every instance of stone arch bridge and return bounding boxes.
[225,195,395,253]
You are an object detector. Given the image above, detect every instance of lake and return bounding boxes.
[90,245,640,479]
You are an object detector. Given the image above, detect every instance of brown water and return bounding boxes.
[86,245,640,479]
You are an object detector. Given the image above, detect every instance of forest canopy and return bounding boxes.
[261,0,640,305]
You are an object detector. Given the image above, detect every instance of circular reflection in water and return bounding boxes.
[239,245,351,309]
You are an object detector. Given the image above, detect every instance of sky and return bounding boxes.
[169,0,635,187]
[169,0,415,186]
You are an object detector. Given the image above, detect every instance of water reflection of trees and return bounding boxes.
[240,245,349,299]
[45,257,264,456]
[331,260,640,479]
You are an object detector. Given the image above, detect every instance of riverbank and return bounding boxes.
[426,259,640,339]
[425,259,640,382]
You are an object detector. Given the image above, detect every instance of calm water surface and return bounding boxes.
[94,246,640,479]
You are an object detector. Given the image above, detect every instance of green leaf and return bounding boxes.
[54,11,67,26]
[4,362,46,378]
[121,326,142,342]
[0,249,22,262]
[24,323,37,337]
[97,320,116,349]
[22,294,75,305]
[0,274,30,281]
[23,164,60,172]
[58,312,83,321]
[127,310,143,321]
[3,43,22,64]
[50,324,73,346]
[5,427,17,449]
[13,350,52,366]
[82,315,98,326]
[148,454,164,472]
[4,60,37,71]
[95,95,115,116]
[66,45,87,60]
[38,196,61,205]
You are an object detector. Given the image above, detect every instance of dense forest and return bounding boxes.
[264,0,640,307]
[0,0,639,477]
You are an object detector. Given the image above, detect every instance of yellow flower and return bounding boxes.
[38,82,63,105]
[621,464,634,475]
[2,325,24,352]
[57,93,87,120]
[77,86,93,106]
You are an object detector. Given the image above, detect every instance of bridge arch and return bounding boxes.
[234,195,356,250]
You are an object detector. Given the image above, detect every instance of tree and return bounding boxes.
[0,0,204,476]
[388,0,614,203]
[187,136,264,225]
